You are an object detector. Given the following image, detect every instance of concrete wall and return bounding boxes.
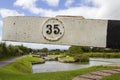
[2,16,108,47]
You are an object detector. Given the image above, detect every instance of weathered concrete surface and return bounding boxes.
[90,71,112,76]
[72,69,120,80]
[80,74,102,79]
[101,70,120,74]
[73,77,91,80]
[2,16,108,47]
[113,69,120,72]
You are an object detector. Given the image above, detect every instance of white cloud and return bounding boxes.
[23,43,69,50]
[42,0,60,7]
[5,41,69,50]
[0,20,2,27]
[14,0,37,8]
[65,0,74,7]
[43,6,99,18]
[0,36,1,41]
[14,0,98,18]
[0,8,24,18]
[14,0,99,18]
[14,0,44,14]
[63,0,120,20]
[44,0,120,19]
[13,0,98,19]
[89,0,120,19]
[79,0,93,6]
[13,0,120,20]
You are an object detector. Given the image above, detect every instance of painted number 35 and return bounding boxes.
[46,24,61,35]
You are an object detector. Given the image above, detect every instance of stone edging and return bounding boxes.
[72,69,120,80]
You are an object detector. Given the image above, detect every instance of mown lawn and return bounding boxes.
[102,73,120,80]
[0,55,119,80]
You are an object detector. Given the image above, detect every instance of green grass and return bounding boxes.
[60,56,74,60]
[32,54,40,57]
[0,55,119,80]
[102,73,120,80]
[58,56,75,62]
[0,65,119,80]
[49,54,65,58]
[2,55,44,74]
[85,52,120,58]
[74,54,89,62]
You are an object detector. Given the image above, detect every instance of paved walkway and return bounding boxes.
[72,69,120,80]
[0,56,25,67]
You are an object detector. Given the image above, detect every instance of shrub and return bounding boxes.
[86,53,120,58]
[68,46,83,54]
[74,54,89,62]
[58,56,75,63]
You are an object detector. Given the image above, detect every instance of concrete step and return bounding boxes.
[72,68,120,80]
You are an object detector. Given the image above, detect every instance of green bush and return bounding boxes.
[0,43,30,60]
[58,56,75,63]
[68,46,83,54]
[86,53,120,58]
[74,54,89,62]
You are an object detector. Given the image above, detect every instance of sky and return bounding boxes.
[0,0,120,49]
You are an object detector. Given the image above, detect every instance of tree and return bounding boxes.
[0,43,7,57]
[49,49,62,54]
[17,45,29,55]
[92,47,105,52]
[68,46,83,54]
[40,48,48,54]
[81,46,92,52]
[0,47,3,58]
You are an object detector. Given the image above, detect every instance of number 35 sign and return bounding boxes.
[42,18,64,41]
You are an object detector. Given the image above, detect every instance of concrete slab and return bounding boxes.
[3,16,107,47]
[101,70,119,74]
[72,77,91,80]
[112,69,120,72]
[72,69,120,80]
[80,74,102,80]
[90,71,111,76]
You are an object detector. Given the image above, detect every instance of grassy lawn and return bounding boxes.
[85,52,120,58]
[49,54,65,58]
[2,55,44,73]
[62,56,74,61]
[58,56,75,62]
[102,73,120,80]
[0,55,119,80]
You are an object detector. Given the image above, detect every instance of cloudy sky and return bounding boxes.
[0,0,120,49]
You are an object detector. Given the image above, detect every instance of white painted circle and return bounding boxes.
[42,18,64,41]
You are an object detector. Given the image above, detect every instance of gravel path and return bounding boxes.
[0,56,25,67]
